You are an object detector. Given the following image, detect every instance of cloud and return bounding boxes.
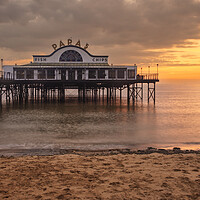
[0,0,200,64]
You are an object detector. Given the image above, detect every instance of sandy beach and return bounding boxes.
[0,151,200,200]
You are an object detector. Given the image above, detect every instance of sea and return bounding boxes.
[0,79,200,156]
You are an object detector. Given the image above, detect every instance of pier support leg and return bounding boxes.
[78,88,81,102]
[36,86,40,102]
[11,86,14,103]
[25,85,28,103]
[141,83,143,102]
[120,87,122,103]
[34,86,37,101]
[127,84,130,105]
[52,89,56,102]
[154,82,156,104]
[60,87,65,102]
[57,88,59,102]
[107,87,109,103]
[102,88,104,102]
[19,84,23,103]
[110,87,112,102]
[94,88,97,102]
[0,87,2,107]
[132,84,135,104]
[147,83,150,103]
[30,87,34,102]
[83,84,86,103]
[148,82,156,104]
[92,88,94,101]
[135,83,137,101]
[41,87,43,102]
[99,88,101,101]
[114,87,117,101]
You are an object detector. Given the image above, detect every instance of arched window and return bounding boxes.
[59,50,83,62]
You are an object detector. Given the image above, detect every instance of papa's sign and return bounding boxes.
[52,39,89,51]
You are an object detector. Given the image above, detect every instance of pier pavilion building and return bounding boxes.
[2,45,137,82]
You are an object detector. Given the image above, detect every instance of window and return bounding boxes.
[47,69,55,79]
[16,69,25,79]
[117,69,125,79]
[108,69,116,79]
[59,50,83,62]
[98,69,105,79]
[89,69,96,79]
[128,70,135,79]
[68,69,75,81]
[38,70,46,79]
[77,69,82,80]
[26,69,34,79]
[61,69,66,80]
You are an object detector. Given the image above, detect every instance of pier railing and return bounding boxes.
[137,73,158,80]
[0,72,159,81]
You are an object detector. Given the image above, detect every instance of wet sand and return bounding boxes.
[0,152,200,200]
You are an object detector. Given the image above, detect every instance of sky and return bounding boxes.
[0,0,200,79]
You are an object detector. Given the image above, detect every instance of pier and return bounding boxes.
[0,73,158,106]
[0,43,159,106]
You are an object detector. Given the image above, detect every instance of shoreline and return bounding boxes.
[0,147,200,157]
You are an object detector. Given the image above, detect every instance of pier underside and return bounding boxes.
[0,79,159,106]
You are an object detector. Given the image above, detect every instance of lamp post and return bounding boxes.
[157,64,159,74]
[148,66,150,79]
[157,64,159,79]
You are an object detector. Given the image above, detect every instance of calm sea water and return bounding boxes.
[0,79,200,155]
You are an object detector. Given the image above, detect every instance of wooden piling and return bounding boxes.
[127,84,130,105]
[83,84,86,103]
